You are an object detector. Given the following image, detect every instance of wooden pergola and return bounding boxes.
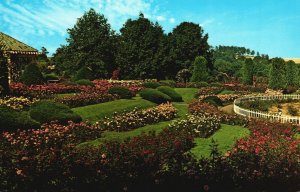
[0,32,39,84]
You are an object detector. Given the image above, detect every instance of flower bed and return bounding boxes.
[0,96,39,110]
[189,100,249,126]
[55,92,119,108]
[169,114,221,138]
[101,103,177,131]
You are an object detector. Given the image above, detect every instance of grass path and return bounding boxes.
[77,88,249,158]
[191,124,250,159]
[72,97,156,123]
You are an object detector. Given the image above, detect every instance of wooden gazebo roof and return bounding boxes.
[0,32,38,55]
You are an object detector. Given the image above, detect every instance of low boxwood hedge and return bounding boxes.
[0,106,40,131]
[139,88,171,104]
[143,82,161,89]
[29,101,82,124]
[108,87,132,99]
[157,86,183,102]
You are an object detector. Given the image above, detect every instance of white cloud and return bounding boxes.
[169,18,175,24]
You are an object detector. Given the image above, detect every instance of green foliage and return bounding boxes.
[269,58,287,90]
[169,22,210,72]
[143,82,161,89]
[0,106,40,131]
[53,8,117,78]
[286,60,299,87]
[157,86,183,102]
[108,87,132,99]
[287,105,298,116]
[202,95,223,107]
[29,101,82,124]
[75,79,94,86]
[116,13,164,79]
[159,80,176,87]
[190,56,209,82]
[139,88,172,104]
[0,52,9,94]
[44,73,59,81]
[74,66,93,81]
[242,58,254,85]
[21,63,44,85]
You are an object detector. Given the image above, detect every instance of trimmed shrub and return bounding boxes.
[190,56,209,82]
[143,82,161,89]
[74,66,93,81]
[44,73,59,81]
[21,63,44,85]
[159,80,176,88]
[157,86,183,102]
[202,95,223,107]
[140,88,171,104]
[0,106,40,131]
[29,101,82,124]
[75,79,94,86]
[108,87,132,99]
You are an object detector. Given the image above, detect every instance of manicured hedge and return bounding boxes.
[75,79,94,86]
[157,86,183,102]
[0,106,40,131]
[143,82,161,89]
[21,63,44,85]
[202,95,223,106]
[29,101,82,124]
[108,87,133,99]
[139,88,171,104]
[159,80,176,87]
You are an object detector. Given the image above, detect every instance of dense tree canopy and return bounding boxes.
[269,58,287,90]
[53,8,117,79]
[169,22,210,72]
[116,13,164,79]
[286,60,299,87]
[242,58,254,85]
[190,56,208,82]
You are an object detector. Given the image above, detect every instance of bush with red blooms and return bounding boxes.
[55,92,118,108]
[0,124,194,191]
[188,100,249,126]
[221,121,300,191]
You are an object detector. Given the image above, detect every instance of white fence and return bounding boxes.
[233,94,300,124]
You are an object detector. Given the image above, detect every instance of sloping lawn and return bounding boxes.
[174,88,198,103]
[191,124,250,159]
[72,97,156,123]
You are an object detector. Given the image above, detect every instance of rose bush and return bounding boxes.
[101,103,177,131]
[169,114,221,138]
[55,92,118,108]
[0,96,39,110]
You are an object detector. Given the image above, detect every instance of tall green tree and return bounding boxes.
[116,13,164,79]
[269,58,287,90]
[286,60,299,87]
[242,58,254,85]
[53,8,117,78]
[190,56,208,82]
[168,22,210,76]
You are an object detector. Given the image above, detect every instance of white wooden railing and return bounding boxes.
[233,94,300,124]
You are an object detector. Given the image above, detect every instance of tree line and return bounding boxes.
[52,9,211,80]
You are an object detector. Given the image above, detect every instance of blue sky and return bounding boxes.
[1,0,300,58]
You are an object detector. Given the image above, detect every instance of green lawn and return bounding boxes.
[191,124,250,159]
[72,97,156,123]
[295,133,300,139]
[174,88,198,103]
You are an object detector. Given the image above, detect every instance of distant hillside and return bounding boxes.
[283,58,300,64]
